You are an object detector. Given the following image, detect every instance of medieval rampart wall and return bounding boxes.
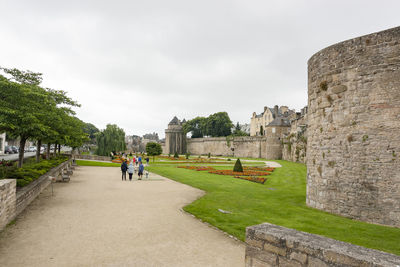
[306,26,400,227]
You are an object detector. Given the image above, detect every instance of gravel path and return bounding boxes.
[0,166,244,267]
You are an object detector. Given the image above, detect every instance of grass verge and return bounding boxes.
[76,160,120,167]
[147,160,400,255]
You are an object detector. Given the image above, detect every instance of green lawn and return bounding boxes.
[147,161,400,255]
[76,160,121,167]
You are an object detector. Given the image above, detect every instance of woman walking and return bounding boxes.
[127,161,134,181]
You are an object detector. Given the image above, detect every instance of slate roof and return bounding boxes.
[267,117,291,127]
[169,116,180,125]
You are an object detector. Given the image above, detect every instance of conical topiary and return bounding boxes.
[233,159,243,172]
[174,151,179,158]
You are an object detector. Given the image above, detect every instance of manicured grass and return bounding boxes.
[76,160,121,167]
[147,161,400,255]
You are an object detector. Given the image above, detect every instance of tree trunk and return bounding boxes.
[36,140,42,163]
[53,143,57,157]
[18,137,27,168]
[58,144,61,155]
[47,143,51,159]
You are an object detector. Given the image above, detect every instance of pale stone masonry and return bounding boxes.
[0,179,16,230]
[245,223,400,267]
[306,26,400,227]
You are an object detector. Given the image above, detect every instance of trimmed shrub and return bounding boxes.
[174,152,179,158]
[233,159,243,172]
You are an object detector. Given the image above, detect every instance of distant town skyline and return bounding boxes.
[1,0,399,138]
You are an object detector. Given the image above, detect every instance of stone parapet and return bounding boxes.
[0,159,73,231]
[186,136,283,159]
[0,179,16,230]
[245,223,400,267]
[16,159,72,216]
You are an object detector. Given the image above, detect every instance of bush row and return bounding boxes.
[0,156,69,187]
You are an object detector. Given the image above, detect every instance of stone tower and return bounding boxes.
[165,116,186,155]
[306,26,400,227]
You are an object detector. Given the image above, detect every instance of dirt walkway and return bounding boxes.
[0,166,244,267]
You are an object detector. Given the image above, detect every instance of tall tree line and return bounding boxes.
[0,67,89,167]
[183,112,233,138]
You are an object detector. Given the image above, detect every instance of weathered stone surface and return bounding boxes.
[245,223,400,267]
[289,251,308,264]
[0,179,16,231]
[186,136,285,160]
[246,246,277,266]
[331,85,348,94]
[308,256,329,267]
[263,243,286,256]
[279,256,301,267]
[307,26,400,227]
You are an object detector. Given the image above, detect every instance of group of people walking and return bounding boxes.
[120,156,149,181]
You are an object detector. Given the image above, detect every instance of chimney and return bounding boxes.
[274,105,279,117]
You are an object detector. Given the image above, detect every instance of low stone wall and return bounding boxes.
[16,159,72,216]
[0,179,16,230]
[74,154,111,161]
[186,136,283,159]
[246,223,400,266]
[0,159,73,231]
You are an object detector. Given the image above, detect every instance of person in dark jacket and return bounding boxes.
[138,162,144,180]
[121,160,128,181]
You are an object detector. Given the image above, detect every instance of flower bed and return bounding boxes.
[177,166,215,171]
[244,166,275,172]
[234,176,267,184]
[208,170,272,176]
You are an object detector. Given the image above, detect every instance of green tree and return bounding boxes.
[0,67,81,166]
[96,124,126,156]
[232,122,249,136]
[205,112,233,137]
[83,123,99,144]
[260,126,264,136]
[183,117,207,138]
[233,158,243,172]
[146,142,162,162]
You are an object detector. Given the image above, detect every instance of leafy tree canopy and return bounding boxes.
[183,112,233,138]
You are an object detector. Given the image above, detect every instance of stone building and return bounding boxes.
[282,107,308,163]
[164,116,186,155]
[250,105,294,136]
[306,26,400,227]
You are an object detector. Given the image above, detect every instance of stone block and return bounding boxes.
[247,238,264,249]
[308,257,329,267]
[278,256,301,267]
[246,246,277,266]
[263,243,286,256]
[331,85,348,94]
[289,251,307,264]
[323,250,367,266]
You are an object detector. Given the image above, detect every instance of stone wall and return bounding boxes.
[0,179,16,230]
[307,26,400,227]
[74,154,111,161]
[0,159,73,231]
[245,223,400,267]
[186,136,283,159]
[282,115,307,163]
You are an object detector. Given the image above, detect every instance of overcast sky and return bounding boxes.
[1,1,399,138]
